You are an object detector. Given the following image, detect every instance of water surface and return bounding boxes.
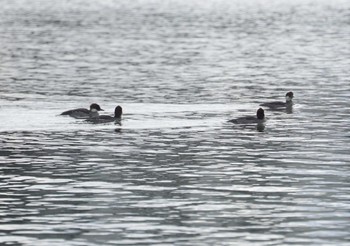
[1,0,350,245]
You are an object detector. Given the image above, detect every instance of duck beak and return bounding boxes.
[99,109,104,111]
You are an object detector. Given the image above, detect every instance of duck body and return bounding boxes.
[260,101,287,109]
[61,108,90,119]
[229,115,263,124]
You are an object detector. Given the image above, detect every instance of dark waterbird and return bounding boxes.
[60,103,104,119]
[228,108,265,124]
[87,105,123,124]
[260,91,294,111]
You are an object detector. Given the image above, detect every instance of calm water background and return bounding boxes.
[1,0,350,245]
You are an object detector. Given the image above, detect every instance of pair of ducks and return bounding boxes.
[228,92,294,124]
[61,104,122,123]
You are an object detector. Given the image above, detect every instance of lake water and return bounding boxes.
[1,0,350,245]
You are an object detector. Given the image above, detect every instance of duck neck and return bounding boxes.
[89,109,99,118]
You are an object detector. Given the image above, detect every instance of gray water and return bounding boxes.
[1,0,350,245]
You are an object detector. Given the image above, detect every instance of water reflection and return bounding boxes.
[256,122,265,132]
[114,128,122,133]
[286,105,293,114]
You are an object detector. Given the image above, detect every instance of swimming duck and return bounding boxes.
[229,108,265,124]
[97,106,123,123]
[60,103,104,119]
[260,91,294,110]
